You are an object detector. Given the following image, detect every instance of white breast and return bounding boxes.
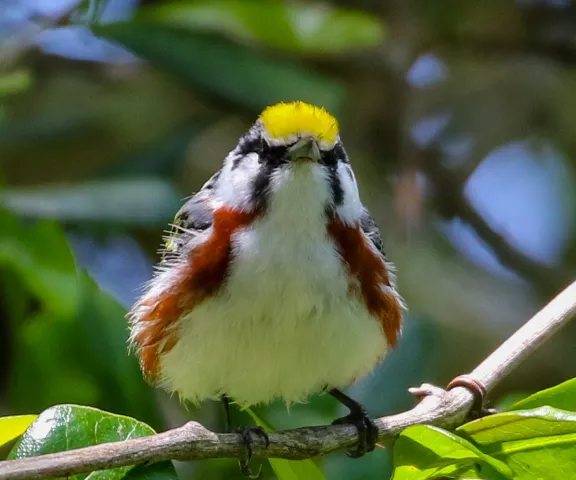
[158,163,388,406]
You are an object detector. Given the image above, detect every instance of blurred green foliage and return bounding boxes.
[0,209,159,425]
[0,0,575,479]
[0,71,32,98]
[143,0,385,54]
[94,23,344,112]
[1,179,182,226]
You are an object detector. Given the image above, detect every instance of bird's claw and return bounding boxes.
[236,425,270,479]
[238,459,262,480]
[332,409,378,458]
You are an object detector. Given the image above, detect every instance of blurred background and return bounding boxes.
[0,0,575,478]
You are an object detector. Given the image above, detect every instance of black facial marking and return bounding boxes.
[333,142,348,163]
[237,126,351,210]
[320,149,338,167]
[234,133,288,170]
[232,137,260,169]
[239,136,261,156]
[251,161,275,212]
[249,141,288,211]
[319,141,347,206]
[327,165,344,206]
[259,142,288,166]
[320,141,348,168]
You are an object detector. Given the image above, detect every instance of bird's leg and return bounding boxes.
[446,375,497,419]
[329,388,378,458]
[221,394,269,479]
[222,394,233,433]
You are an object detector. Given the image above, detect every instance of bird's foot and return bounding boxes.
[236,425,270,479]
[332,408,378,458]
[329,388,378,458]
[447,375,497,419]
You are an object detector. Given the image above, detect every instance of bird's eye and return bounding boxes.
[333,143,348,163]
[320,150,339,166]
[259,142,289,165]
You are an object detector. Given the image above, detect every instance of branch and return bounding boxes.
[1,281,575,480]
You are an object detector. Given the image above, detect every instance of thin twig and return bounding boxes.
[422,158,572,296]
[0,281,575,480]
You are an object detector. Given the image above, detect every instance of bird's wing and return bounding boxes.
[359,208,404,344]
[161,170,220,261]
[359,208,386,259]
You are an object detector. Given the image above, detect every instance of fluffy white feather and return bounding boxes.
[216,152,260,209]
[335,162,364,225]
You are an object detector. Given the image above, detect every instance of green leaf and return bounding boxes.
[392,424,512,480]
[506,378,576,412]
[456,407,576,479]
[492,392,531,412]
[245,408,326,480]
[9,405,177,480]
[145,0,385,54]
[122,462,180,480]
[458,406,576,444]
[0,178,181,227]
[93,22,344,113]
[0,415,37,447]
[267,459,325,480]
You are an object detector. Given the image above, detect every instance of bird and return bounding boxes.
[127,101,405,475]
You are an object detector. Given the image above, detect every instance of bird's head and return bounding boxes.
[239,101,348,166]
[220,101,356,213]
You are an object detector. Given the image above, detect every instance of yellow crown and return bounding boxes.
[259,101,339,145]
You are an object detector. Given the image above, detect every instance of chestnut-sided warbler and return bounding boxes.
[127,101,405,470]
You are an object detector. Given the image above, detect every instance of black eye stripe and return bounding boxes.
[259,143,288,165]
[320,150,338,166]
[334,142,348,163]
[251,162,274,212]
[232,137,259,169]
[245,137,288,211]
[323,142,347,206]
[234,136,288,170]
[327,166,344,206]
[319,142,348,166]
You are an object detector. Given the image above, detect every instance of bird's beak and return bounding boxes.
[288,138,321,163]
